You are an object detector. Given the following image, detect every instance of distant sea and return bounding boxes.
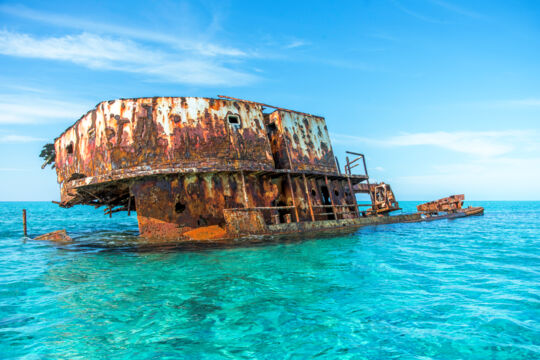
[0,201,538,359]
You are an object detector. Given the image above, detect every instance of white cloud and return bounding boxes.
[0,168,33,171]
[0,95,88,124]
[284,40,308,49]
[0,4,248,58]
[332,130,537,158]
[333,130,539,199]
[0,134,45,142]
[0,30,256,86]
[384,131,518,157]
[429,0,485,19]
[396,157,540,200]
[493,98,540,107]
[391,0,447,24]
[0,31,151,67]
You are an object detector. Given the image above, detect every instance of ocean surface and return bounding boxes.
[0,201,538,359]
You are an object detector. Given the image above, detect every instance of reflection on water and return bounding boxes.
[0,201,539,359]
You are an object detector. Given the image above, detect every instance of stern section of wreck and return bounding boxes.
[53,96,392,241]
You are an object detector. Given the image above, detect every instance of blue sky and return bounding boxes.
[0,0,538,201]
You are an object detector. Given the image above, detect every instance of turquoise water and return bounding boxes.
[0,201,538,359]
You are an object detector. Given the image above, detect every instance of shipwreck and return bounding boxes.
[40,95,483,242]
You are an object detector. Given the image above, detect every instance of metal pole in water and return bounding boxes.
[22,209,27,237]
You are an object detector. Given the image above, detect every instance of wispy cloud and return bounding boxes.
[391,0,447,24]
[396,156,540,200]
[368,33,398,42]
[0,168,33,172]
[0,94,89,124]
[0,134,46,142]
[0,4,248,58]
[429,0,485,19]
[284,40,308,49]
[332,130,537,158]
[0,30,257,86]
[487,98,540,107]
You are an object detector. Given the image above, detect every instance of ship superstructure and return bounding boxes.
[47,95,482,242]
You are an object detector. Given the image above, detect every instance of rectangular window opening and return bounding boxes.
[227,115,240,125]
[227,115,241,130]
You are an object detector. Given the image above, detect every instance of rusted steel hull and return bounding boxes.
[46,96,484,243]
[130,172,362,240]
[134,212,425,243]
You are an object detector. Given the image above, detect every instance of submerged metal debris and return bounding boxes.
[34,230,73,242]
[41,95,483,242]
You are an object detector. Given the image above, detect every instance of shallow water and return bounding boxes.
[0,201,538,359]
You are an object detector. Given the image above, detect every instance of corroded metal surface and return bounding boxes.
[34,230,73,242]
[55,97,274,204]
[132,172,278,238]
[370,183,400,214]
[48,96,483,242]
[265,110,337,173]
[129,171,358,239]
[353,182,400,214]
[417,194,464,214]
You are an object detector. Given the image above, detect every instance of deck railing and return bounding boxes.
[224,206,297,225]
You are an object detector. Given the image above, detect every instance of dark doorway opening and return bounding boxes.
[320,185,335,220]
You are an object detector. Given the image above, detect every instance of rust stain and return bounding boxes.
[417,194,465,214]
[183,225,228,241]
[47,96,483,241]
[33,229,73,242]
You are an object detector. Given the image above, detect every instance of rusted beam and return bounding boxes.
[78,188,106,204]
[224,206,294,211]
[105,206,129,215]
[240,170,250,208]
[302,173,315,221]
[217,95,322,119]
[361,154,370,178]
[287,173,299,222]
[22,209,27,237]
[324,175,338,220]
[346,175,360,218]
[335,156,341,175]
[357,155,375,207]
[284,138,294,170]
[312,204,357,208]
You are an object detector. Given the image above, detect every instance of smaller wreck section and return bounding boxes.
[47,95,483,242]
[417,195,483,220]
[354,181,400,215]
[417,194,464,214]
